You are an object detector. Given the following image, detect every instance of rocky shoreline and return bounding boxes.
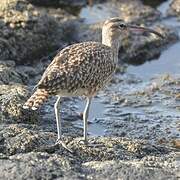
[0,0,179,179]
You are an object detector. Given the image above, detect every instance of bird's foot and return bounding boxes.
[55,138,73,153]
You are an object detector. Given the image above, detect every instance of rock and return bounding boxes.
[0,135,178,179]
[0,124,56,155]
[26,0,87,8]
[80,0,161,24]
[76,22,178,65]
[15,65,38,78]
[82,155,178,180]
[167,0,180,17]
[141,0,167,7]
[0,0,78,64]
[0,84,38,123]
[0,61,28,84]
[67,137,171,161]
[0,152,82,179]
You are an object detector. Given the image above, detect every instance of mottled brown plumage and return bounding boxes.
[23,17,163,146]
[38,42,115,96]
[24,42,116,110]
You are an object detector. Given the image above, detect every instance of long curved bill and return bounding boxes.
[127,25,164,39]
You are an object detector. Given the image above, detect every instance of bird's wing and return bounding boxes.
[36,45,73,90]
[36,42,113,93]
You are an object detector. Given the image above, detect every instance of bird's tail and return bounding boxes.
[23,89,49,110]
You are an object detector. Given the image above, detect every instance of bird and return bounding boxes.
[23,17,163,148]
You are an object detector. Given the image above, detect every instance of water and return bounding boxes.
[75,98,106,136]
[128,41,180,81]
[157,0,173,16]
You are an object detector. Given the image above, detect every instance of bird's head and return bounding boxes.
[102,17,164,46]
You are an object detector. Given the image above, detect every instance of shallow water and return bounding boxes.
[73,99,106,136]
[128,41,180,81]
[77,0,180,142]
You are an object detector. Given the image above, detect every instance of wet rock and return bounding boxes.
[0,61,28,84]
[95,74,180,145]
[76,22,178,64]
[0,0,78,64]
[0,84,38,123]
[168,0,180,17]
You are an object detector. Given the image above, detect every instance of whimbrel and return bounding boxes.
[23,18,163,147]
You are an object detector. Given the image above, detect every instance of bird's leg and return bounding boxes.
[54,96,73,153]
[83,97,92,144]
[55,96,62,140]
[80,97,103,148]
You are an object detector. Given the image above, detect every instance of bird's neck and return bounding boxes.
[102,35,120,63]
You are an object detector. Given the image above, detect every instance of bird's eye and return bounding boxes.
[119,24,126,28]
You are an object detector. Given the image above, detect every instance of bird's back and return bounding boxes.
[37,41,116,96]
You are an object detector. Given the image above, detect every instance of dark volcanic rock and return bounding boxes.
[0,84,38,123]
[0,61,28,84]
[141,0,167,7]
[0,135,178,180]
[26,0,87,8]
[0,0,77,64]
[1,124,55,155]
[0,152,82,180]
[168,0,180,17]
